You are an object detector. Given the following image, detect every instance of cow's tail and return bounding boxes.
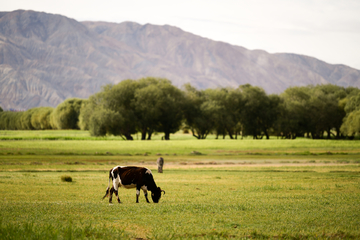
[102,171,112,200]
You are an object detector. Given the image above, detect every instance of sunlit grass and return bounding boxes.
[1,130,360,157]
[1,130,360,238]
[1,166,360,239]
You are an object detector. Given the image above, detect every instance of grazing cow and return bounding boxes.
[102,166,165,203]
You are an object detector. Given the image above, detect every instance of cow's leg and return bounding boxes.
[114,189,121,203]
[136,187,141,203]
[112,178,121,203]
[113,183,121,204]
[109,187,114,203]
[141,186,150,203]
[109,187,121,204]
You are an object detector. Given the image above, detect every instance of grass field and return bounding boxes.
[1,130,360,239]
[1,130,360,157]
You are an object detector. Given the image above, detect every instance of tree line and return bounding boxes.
[1,77,360,140]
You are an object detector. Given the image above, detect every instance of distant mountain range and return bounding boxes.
[1,10,360,110]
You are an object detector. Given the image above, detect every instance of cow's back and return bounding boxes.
[118,166,147,186]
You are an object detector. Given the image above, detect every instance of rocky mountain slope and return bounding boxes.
[1,10,359,109]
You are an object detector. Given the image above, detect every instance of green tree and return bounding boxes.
[311,85,347,138]
[52,98,84,129]
[88,107,126,137]
[205,88,243,139]
[341,93,360,136]
[83,78,184,140]
[345,87,360,97]
[341,110,360,137]
[303,86,345,139]
[152,79,185,140]
[20,109,36,130]
[134,77,181,140]
[134,81,163,140]
[276,86,310,139]
[94,80,139,140]
[239,84,280,139]
[30,107,54,130]
[278,84,348,139]
[343,93,360,113]
[80,80,139,140]
[183,84,217,139]
[0,111,22,130]
[78,100,91,130]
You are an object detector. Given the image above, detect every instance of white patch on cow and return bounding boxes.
[136,189,140,196]
[110,167,115,176]
[141,185,148,197]
[111,166,120,177]
[145,168,152,175]
[113,175,121,191]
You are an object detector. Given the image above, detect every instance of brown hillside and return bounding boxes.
[1,10,359,109]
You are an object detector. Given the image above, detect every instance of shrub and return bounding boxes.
[61,175,73,182]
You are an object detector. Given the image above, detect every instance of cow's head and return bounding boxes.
[151,187,165,203]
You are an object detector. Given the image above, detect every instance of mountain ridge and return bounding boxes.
[1,10,359,110]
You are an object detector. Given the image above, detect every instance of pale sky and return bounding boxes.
[2,0,360,70]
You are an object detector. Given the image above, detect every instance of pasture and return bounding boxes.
[1,130,360,239]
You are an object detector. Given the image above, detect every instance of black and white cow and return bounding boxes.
[102,166,165,203]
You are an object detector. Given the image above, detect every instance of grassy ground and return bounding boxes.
[1,130,360,239]
[1,130,360,157]
[0,130,202,140]
[1,166,360,239]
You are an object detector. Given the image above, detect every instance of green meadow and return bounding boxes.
[1,130,360,239]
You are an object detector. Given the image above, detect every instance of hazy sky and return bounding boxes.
[3,0,360,69]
